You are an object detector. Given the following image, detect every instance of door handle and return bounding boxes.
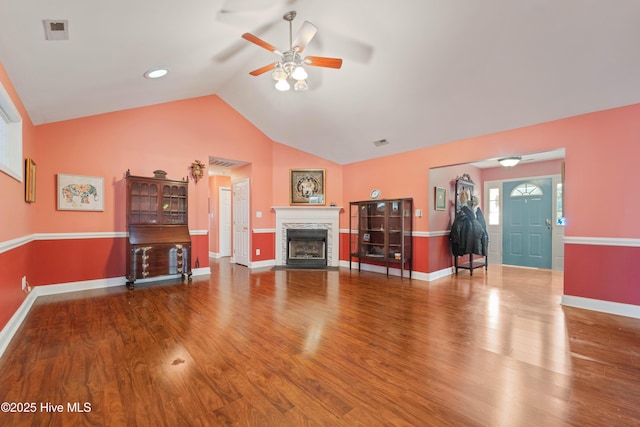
[546,218,551,230]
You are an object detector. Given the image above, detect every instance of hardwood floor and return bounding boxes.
[1,260,640,426]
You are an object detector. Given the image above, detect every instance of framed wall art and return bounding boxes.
[290,169,325,205]
[435,186,446,211]
[57,174,104,211]
[25,157,36,203]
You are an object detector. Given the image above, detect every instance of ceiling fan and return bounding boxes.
[242,10,343,91]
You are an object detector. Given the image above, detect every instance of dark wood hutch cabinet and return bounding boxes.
[125,170,192,289]
[349,198,413,278]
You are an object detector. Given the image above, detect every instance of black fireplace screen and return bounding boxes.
[286,229,328,267]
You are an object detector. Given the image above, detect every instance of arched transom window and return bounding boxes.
[510,182,543,197]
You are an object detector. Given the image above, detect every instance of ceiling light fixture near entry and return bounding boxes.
[498,156,522,167]
[144,68,169,79]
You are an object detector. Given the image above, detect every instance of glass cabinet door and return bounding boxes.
[161,184,187,224]
[359,201,387,260]
[129,182,158,224]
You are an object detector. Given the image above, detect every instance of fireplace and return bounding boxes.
[273,206,342,267]
[286,229,328,268]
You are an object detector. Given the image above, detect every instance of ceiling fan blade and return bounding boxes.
[241,33,282,55]
[249,63,276,76]
[304,56,343,69]
[292,21,318,53]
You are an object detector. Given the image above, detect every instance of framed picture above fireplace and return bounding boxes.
[290,169,326,205]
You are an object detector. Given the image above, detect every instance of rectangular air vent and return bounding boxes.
[43,20,69,41]
[373,138,390,147]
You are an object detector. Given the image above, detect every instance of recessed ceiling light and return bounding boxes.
[144,68,169,79]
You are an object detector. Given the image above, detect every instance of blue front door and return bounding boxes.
[502,178,552,268]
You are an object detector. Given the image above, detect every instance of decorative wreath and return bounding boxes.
[190,160,205,183]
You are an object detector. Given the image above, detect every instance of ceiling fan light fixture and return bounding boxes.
[498,156,522,167]
[272,64,287,81]
[275,79,291,91]
[294,79,308,91]
[292,65,308,80]
[242,10,343,93]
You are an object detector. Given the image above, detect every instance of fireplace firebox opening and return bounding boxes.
[286,229,328,268]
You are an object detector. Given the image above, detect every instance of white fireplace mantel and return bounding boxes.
[273,206,342,267]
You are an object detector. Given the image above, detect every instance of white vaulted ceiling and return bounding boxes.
[1,0,639,164]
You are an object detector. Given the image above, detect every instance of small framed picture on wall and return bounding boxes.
[25,157,36,203]
[435,187,446,211]
[57,174,104,211]
[290,169,326,205]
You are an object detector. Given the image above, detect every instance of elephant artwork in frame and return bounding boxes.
[57,173,104,211]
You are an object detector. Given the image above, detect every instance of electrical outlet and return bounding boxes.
[21,276,27,291]
[256,249,261,256]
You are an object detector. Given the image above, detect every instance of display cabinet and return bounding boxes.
[349,198,413,278]
[125,170,192,289]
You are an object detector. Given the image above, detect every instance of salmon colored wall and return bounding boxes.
[481,159,563,182]
[31,95,273,275]
[271,141,344,210]
[34,95,272,234]
[30,238,126,285]
[0,245,30,329]
[0,64,36,330]
[343,104,640,238]
[565,245,640,303]
[252,232,275,262]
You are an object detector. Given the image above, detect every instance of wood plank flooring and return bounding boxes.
[1,260,640,426]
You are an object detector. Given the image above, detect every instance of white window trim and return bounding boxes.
[0,79,23,182]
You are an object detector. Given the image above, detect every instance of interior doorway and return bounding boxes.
[208,156,249,264]
[218,187,231,257]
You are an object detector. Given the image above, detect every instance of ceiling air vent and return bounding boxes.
[372,138,390,147]
[43,20,69,41]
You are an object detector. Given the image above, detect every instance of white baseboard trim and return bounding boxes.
[250,259,276,269]
[0,291,38,359]
[427,267,454,281]
[562,295,640,319]
[338,260,447,282]
[564,236,640,247]
[0,267,211,359]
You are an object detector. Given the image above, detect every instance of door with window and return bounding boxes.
[502,178,552,268]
